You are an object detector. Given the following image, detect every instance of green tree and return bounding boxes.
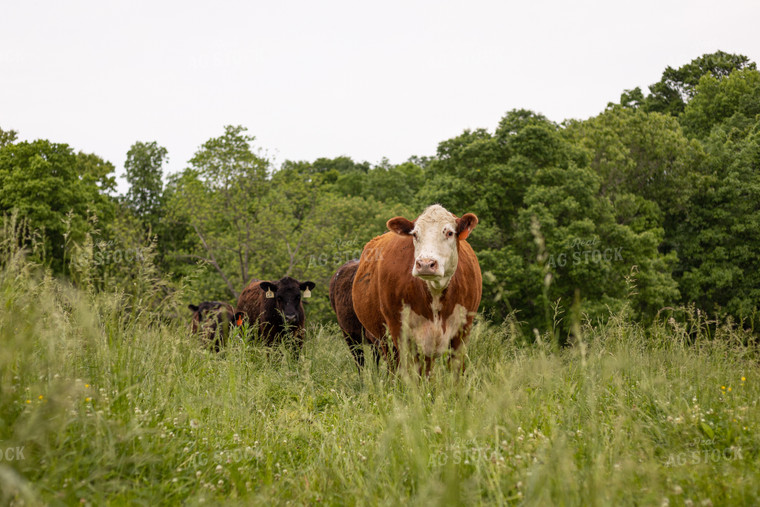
[418,110,679,331]
[615,87,645,109]
[671,67,760,324]
[565,108,698,205]
[166,126,270,298]
[564,107,704,260]
[364,160,425,205]
[679,68,760,139]
[166,127,408,320]
[601,55,760,325]
[310,156,370,175]
[77,152,118,195]
[256,170,401,320]
[0,128,18,148]
[282,156,371,196]
[0,140,115,273]
[124,141,168,229]
[643,51,756,115]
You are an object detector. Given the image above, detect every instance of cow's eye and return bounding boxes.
[411,231,418,240]
[446,230,454,238]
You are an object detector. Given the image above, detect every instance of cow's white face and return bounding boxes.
[387,204,478,293]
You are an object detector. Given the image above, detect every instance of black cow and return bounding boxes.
[188,301,245,351]
[235,276,315,356]
[329,259,378,369]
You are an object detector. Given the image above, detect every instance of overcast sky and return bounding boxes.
[2,1,759,194]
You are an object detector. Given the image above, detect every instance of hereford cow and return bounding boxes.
[329,259,378,369]
[188,301,245,351]
[352,204,481,374]
[236,276,316,355]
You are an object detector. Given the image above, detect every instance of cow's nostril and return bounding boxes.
[416,258,438,272]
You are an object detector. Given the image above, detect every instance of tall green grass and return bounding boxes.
[0,245,758,505]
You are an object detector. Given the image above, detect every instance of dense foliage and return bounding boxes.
[2,51,759,333]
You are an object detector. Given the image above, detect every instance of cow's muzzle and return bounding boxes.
[414,258,440,277]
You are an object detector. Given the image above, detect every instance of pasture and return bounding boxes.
[0,255,758,506]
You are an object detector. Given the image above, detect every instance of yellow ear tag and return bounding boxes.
[303,288,311,298]
[265,289,274,299]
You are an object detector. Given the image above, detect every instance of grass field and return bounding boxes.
[1,254,759,506]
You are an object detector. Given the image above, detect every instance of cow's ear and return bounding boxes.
[234,312,246,327]
[456,213,478,240]
[188,304,199,312]
[299,281,315,298]
[387,217,415,235]
[260,282,278,298]
[259,281,277,292]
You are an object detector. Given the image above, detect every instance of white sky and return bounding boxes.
[2,1,759,194]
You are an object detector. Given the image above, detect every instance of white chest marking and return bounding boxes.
[400,297,468,357]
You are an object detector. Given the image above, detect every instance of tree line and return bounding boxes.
[2,51,759,333]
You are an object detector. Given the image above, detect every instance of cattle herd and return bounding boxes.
[188,204,482,374]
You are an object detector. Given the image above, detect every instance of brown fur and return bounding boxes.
[351,214,482,373]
